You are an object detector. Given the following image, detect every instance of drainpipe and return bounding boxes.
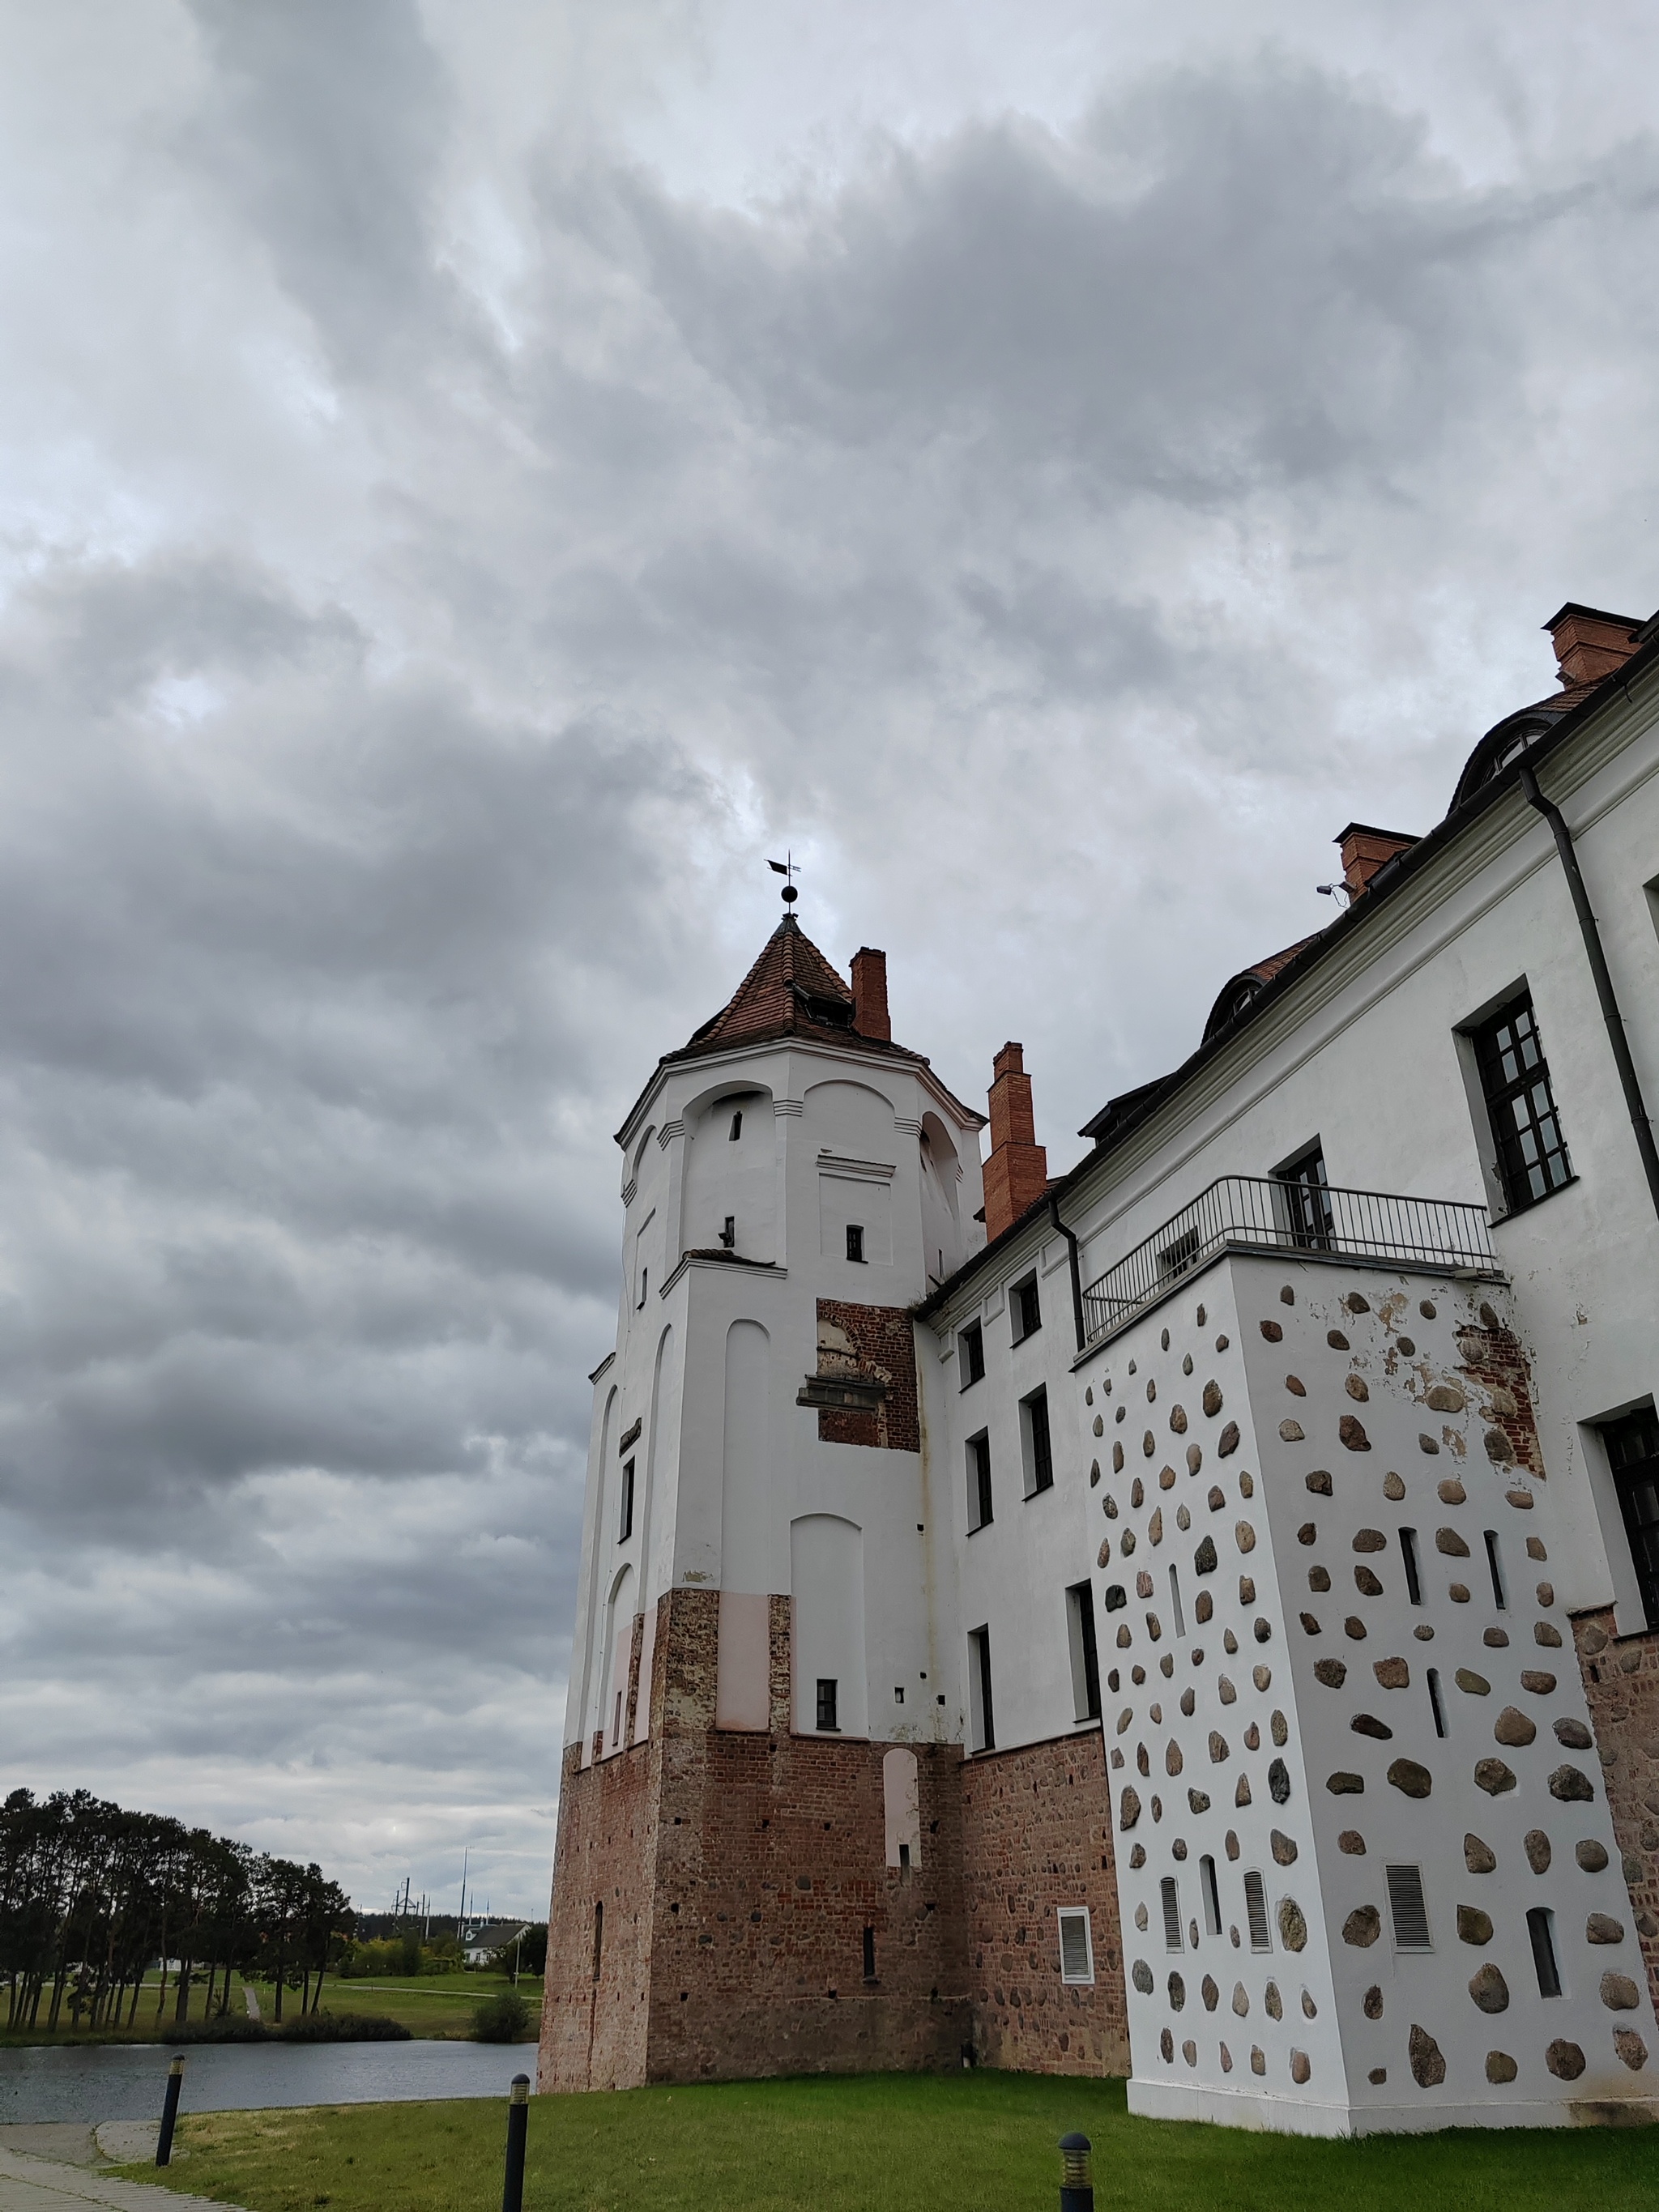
[1048,1193,1086,1353]
[1518,763,1659,1221]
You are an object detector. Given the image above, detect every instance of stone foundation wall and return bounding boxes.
[959,1728,1128,2074]
[1573,1609,1659,2014]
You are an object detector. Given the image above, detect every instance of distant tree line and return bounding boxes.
[0,1788,353,2033]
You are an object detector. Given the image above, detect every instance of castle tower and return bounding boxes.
[539,909,986,2090]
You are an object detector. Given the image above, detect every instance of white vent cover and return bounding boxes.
[1057,1907,1094,1984]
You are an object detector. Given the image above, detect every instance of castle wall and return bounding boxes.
[539,1728,660,2091]
[1573,1613,1659,2015]
[958,1728,1129,2074]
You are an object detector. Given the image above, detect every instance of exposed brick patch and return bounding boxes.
[1572,1608,1659,2014]
[813,1300,919,1453]
[959,1731,1128,2074]
[539,1728,659,2092]
[1456,1316,1546,1476]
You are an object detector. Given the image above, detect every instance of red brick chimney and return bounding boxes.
[983,1042,1048,1242]
[1335,822,1418,901]
[850,947,889,1041]
[1545,603,1643,690]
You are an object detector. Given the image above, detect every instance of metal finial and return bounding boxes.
[768,852,800,906]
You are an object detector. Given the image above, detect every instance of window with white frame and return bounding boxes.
[1057,1907,1094,1984]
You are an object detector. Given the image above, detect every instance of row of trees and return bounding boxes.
[0,1788,354,2034]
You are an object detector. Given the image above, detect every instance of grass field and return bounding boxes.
[118,2070,1659,2212]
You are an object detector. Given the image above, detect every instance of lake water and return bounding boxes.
[0,2040,540,2125]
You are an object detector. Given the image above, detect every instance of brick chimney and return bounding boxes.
[1545,603,1644,690]
[982,1041,1048,1242]
[850,947,890,1041]
[1334,822,1418,901]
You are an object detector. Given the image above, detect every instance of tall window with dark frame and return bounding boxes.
[1010,1274,1041,1342]
[846,1223,865,1263]
[966,1432,993,1532]
[969,1626,995,1752]
[1276,1143,1333,1251]
[1065,1579,1102,1721]
[958,1319,985,1388]
[1472,992,1572,1212]
[815,1677,839,1732]
[1022,1387,1054,1498]
[618,1458,635,1542]
[1604,1406,1659,1629]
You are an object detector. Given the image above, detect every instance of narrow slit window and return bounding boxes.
[1427,1668,1446,1739]
[612,1690,623,1744]
[1065,1580,1102,1721]
[1169,1565,1187,1639]
[1528,1906,1562,1997]
[1160,1877,1183,1951]
[1400,1527,1422,1607]
[1243,1872,1271,1952]
[637,1267,648,1308]
[969,1627,995,1753]
[1021,1387,1054,1498]
[967,1434,993,1532]
[862,1927,876,1980]
[1385,1864,1431,1951]
[591,1901,603,1983]
[728,1110,742,1140]
[618,1458,635,1542]
[1200,1855,1222,1937]
[719,1214,736,1249]
[816,1677,839,1733]
[1058,1907,1094,1984]
[1484,1530,1508,1610]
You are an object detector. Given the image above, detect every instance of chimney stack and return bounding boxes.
[983,1041,1048,1242]
[851,947,890,1041]
[1544,603,1644,691]
[1334,822,1418,902]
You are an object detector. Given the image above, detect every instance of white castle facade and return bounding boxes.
[542,602,1659,2133]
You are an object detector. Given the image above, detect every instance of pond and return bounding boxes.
[0,2039,540,2124]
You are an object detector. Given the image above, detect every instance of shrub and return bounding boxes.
[280,2011,412,2043]
[471,1993,532,2043]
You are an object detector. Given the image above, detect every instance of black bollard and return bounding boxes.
[156,2055,186,2167]
[1058,2132,1093,2212]
[501,2072,531,2212]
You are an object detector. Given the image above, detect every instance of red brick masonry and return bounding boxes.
[813,1299,920,1452]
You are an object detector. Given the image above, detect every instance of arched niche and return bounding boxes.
[806,1080,898,1266]
[599,1561,636,1756]
[790,1512,867,1737]
[919,1110,963,1285]
[680,1082,774,1262]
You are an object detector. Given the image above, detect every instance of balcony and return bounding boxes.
[1080,1175,1496,1348]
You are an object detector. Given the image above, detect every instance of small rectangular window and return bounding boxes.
[862,1926,876,1980]
[1471,990,1572,1213]
[968,1627,995,1752]
[1243,1871,1271,1951]
[1021,1387,1054,1498]
[959,1320,985,1387]
[618,1458,635,1542]
[966,1433,993,1532]
[1168,1564,1186,1639]
[1065,1581,1102,1722]
[1603,1406,1659,1629]
[816,1677,839,1732]
[1484,1530,1508,1610]
[1386,1864,1431,1951]
[1160,1877,1183,1951]
[1528,1905,1562,1997]
[1200,1855,1222,1937]
[1400,1527,1422,1606]
[846,1223,865,1264]
[1057,1907,1095,1984]
[1010,1275,1041,1342]
[1427,1668,1447,1739]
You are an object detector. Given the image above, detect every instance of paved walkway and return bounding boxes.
[0,2138,243,2212]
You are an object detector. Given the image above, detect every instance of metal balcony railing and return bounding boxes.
[1080,1175,1495,1347]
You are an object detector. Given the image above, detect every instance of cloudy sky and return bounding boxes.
[2,0,1657,1916]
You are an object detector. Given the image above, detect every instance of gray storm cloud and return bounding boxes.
[0,0,1655,1908]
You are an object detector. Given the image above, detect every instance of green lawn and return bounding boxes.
[119,2071,1659,2212]
[0,1971,539,2047]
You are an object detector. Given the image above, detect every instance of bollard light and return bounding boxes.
[501,2071,531,2212]
[156,2055,186,2168]
[1058,2131,1094,2212]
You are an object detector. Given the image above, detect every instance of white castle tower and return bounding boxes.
[539,900,987,2090]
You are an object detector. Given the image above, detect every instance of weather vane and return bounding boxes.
[767,852,800,907]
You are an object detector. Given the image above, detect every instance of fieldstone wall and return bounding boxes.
[958,1728,1128,2074]
[1573,1610,1659,2014]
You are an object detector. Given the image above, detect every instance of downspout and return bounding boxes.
[1518,762,1659,1221]
[1049,1193,1086,1353]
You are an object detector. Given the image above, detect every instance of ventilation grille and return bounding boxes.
[1243,1870,1271,1951]
[1161,1877,1183,1951]
[1387,1863,1431,1950]
[1058,1907,1094,1984]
